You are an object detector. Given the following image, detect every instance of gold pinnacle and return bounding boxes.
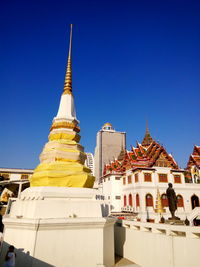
[63,24,73,95]
[155,188,165,214]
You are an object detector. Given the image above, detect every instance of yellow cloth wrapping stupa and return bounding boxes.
[30,25,95,188]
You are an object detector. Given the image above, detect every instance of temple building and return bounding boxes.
[101,126,200,223]
[94,123,126,184]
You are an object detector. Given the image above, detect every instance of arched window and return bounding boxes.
[136,194,140,207]
[129,194,133,206]
[124,195,127,207]
[191,195,199,209]
[146,194,153,207]
[161,193,168,207]
[177,195,184,207]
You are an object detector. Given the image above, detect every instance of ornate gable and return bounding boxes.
[147,143,178,169]
[187,145,200,169]
[154,152,174,167]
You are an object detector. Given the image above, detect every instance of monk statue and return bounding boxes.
[166,183,179,220]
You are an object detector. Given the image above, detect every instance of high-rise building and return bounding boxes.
[94,122,126,184]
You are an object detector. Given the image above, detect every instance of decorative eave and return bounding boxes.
[132,167,156,172]
[0,168,33,173]
[102,172,124,178]
[170,169,185,173]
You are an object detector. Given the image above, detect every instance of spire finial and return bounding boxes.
[146,119,149,134]
[142,120,153,147]
[63,24,73,94]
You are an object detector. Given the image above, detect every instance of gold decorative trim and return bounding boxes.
[50,121,80,132]
[63,89,72,95]
[49,132,80,142]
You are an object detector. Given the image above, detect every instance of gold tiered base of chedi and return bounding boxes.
[30,118,95,188]
[31,161,94,187]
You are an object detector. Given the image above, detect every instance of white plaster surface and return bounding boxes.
[1,187,115,267]
[55,93,76,120]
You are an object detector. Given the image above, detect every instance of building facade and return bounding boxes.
[0,167,33,214]
[94,123,126,184]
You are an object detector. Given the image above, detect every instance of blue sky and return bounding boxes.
[1,0,200,169]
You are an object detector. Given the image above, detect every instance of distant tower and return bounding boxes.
[85,153,95,176]
[94,123,126,183]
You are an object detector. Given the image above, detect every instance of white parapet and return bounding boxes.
[115,220,200,267]
[1,187,116,267]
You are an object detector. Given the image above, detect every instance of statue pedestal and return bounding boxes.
[165,219,185,225]
[1,187,115,267]
[168,216,180,221]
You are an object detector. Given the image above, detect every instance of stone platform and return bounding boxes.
[1,187,116,267]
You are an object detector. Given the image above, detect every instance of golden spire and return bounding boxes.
[154,188,165,214]
[63,24,73,95]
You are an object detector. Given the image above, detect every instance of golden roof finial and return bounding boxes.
[63,24,73,95]
[142,120,153,146]
[146,119,149,134]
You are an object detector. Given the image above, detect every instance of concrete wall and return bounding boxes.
[115,220,200,267]
[103,175,122,212]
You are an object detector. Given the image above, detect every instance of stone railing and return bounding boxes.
[115,219,200,267]
[187,207,200,224]
[120,219,200,238]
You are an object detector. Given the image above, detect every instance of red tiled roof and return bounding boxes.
[187,145,200,169]
[103,140,179,175]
